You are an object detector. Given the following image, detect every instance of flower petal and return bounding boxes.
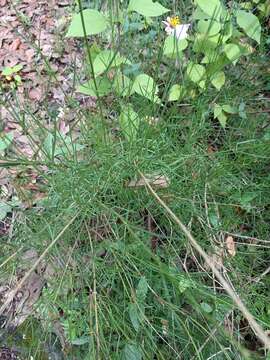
[174,23,190,40]
[162,21,170,27]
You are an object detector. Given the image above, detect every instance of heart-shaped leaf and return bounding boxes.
[223,43,243,63]
[236,10,261,44]
[196,0,222,19]
[66,9,107,37]
[77,76,111,97]
[132,74,160,103]
[113,73,134,97]
[197,19,221,36]
[119,104,140,142]
[168,84,181,101]
[93,50,131,76]
[186,63,206,88]
[163,36,188,58]
[128,0,169,17]
[211,71,225,90]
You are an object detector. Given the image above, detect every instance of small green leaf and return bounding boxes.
[128,303,141,332]
[236,10,261,44]
[14,75,22,84]
[0,133,13,151]
[214,104,228,128]
[168,84,181,101]
[66,9,107,37]
[93,50,131,76]
[200,302,213,313]
[197,19,221,36]
[119,104,140,142]
[218,112,227,128]
[178,275,193,293]
[186,63,206,88]
[209,212,220,227]
[2,64,23,76]
[196,0,222,19]
[128,0,169,17]
[71,337,90,345]
[122,344,142,360]
[132,74,160,103]
[163,36,188,58]
[136,276,148,302]
[77,77,111,97]
[211,71,225,90]
[0,202,12,221]
[223,43,243,63]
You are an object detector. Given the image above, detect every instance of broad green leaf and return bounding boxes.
[0,202,11,221]
[223,43,243,63]
[193,7,211,20]
[93,50,131,76]
[66,9,107,37]
[88,43,101,62]
[221,21,233,43]
[193,34,219,54]
[132,74,160,103]
[236,10,261,43]
[77,77,111,97]
[222,104,237,114]
[113,73,134,96]
[186,63,206,88]
[214,103,229,128]
[197,19,221,36]
[122,344,142,360]
[211,71,225,90]
[214,104,223,118]
[128,303,141,332]
[119,104,140,142]
[128,0,169,17]
[168,84,181,101]
[0,133,13,151]
[196,0,222,19]
[163,36,188,58]
[201,50,219,63]
[136,276,148,302]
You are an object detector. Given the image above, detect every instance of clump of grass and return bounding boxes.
[1,0,270,359]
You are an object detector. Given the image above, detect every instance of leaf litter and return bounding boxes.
[0,0,89,227]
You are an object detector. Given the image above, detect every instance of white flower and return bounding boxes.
[162,16,190,40]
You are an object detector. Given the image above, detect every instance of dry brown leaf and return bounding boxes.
[28,87,42,101]
[225,236,236,257]
[25,48,35,63]
[204,246,224,271]
[0,272,44,329]
[0,0,7,6]
[127,173,170,189]
[9,38,21,51]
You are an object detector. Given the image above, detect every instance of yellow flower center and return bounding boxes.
[169,16,180,28]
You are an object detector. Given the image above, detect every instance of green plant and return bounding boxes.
[1,0,270,359]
